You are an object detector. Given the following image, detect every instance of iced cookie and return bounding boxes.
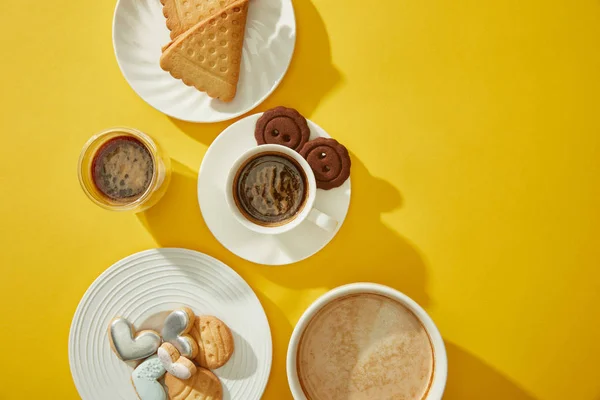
[300,138,351,190]
[132,355,167,400]
[158,342,197,380]
[162,307,199,359]
[255,106,311,152]
[165,367,223,400]
[108,317,161,361]
[190,316,235,369]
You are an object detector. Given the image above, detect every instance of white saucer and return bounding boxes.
[69,248,272,400]
[112,0,296,123]
[198,113,351,265]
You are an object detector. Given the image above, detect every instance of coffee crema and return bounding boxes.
[92,136,154,202]
[233,153,307,226]
[297,294,434,400]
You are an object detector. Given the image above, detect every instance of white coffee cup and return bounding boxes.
[225,144,338,235]
[287,283,448,400]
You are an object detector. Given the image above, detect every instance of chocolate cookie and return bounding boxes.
[255,106,310,152]
[300,138,351,190]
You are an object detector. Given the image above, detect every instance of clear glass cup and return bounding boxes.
[78,127,171,212]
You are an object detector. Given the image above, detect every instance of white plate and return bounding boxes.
[68,248,272,400]
[198,113,351,265]
[112,0,296,123]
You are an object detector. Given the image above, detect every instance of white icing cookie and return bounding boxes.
[158,342,197,380]
[132,355,167,400]
[161,307,198,359]
[108,317,161,361]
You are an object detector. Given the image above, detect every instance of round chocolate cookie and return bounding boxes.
[300,138,351,190]
[255,106,311,152]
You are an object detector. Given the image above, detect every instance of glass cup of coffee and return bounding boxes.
[287,283,448,400]
[225,144,338,234]
[78,127,171,212]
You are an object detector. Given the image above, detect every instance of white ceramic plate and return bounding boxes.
[113,0,296,123]
[69,248,272,400]
[198,113,351,265]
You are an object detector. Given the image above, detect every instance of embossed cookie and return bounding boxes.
[190,316,235,369]
[255,106,311,152]
[160,0,250,102]
[165,367,223,400]
[300,138,351,190]
[161,0,239,39]
[162,307,199,359]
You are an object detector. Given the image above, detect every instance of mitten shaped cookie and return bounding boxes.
[162,307,199,359]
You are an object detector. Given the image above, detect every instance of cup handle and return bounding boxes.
[307,208,338,232]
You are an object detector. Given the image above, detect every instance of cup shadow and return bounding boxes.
[255,153,431,308]
[137,160,222,253]
[168,0,342,146]
[444,342,539,400]
[137,159,260,281]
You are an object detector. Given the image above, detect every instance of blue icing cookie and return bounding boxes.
[132,356,167,400]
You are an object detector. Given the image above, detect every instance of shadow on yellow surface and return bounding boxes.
[138,160,295,399]
[137,160,221,252]
[256,294,295,399]
[167,0,342,146]
[444,342,538,400]
[135,158,539,400]
[256,153,431,307]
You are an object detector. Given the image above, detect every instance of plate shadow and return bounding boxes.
[216,329,258,380]
[168,0,342,146]
[254,294,295,399]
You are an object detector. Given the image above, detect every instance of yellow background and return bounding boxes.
[1,0,599,399]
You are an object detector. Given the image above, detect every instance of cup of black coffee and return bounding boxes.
[226,144,337,234]
[78,127,171,212]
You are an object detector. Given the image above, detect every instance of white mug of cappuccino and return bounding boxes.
[287,283,447,400]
